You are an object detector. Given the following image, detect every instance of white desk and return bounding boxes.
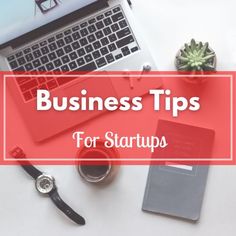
[1,0,236,235]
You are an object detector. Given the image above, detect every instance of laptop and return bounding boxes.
[0,0,161,141]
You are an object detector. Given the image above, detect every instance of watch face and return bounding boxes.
[35,174,55,194]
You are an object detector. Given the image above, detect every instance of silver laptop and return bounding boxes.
[0,0,161,142]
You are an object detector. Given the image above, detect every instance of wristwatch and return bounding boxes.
[9,147,85,225]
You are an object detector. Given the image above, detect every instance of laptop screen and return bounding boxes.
[0,0,98,45]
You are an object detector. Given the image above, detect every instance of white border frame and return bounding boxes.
[3,74,234,162]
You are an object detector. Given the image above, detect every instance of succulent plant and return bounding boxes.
[175,39,216,71]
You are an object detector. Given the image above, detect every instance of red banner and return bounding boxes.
[0,71,235,165]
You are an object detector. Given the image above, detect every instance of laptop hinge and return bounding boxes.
[0,0,109,50]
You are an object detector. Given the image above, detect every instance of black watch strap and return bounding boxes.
[49,189,86,225]
[21,165,43,180]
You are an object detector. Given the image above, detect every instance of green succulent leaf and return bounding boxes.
[180,49,188,57]
[177,56,189,62]
[178,64,190,70]
[196,42,203,50]
[202,53,215,60]
[190,39,197,51]
[199,42,209,57]
[184,43,192,53]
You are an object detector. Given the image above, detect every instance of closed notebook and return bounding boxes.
[142,120,215,221]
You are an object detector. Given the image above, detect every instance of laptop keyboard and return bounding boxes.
[7,6,139,102]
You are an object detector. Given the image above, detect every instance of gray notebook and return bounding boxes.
[142,120,215,221]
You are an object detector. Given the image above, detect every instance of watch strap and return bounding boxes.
[49,189,86,225]
[21,165,43,180]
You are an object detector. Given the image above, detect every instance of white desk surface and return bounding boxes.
[1,0,236,235]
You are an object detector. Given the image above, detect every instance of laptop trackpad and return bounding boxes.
[63,75,116,97]
[62,76,117,123]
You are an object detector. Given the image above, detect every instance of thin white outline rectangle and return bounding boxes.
[2,74,234,162]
